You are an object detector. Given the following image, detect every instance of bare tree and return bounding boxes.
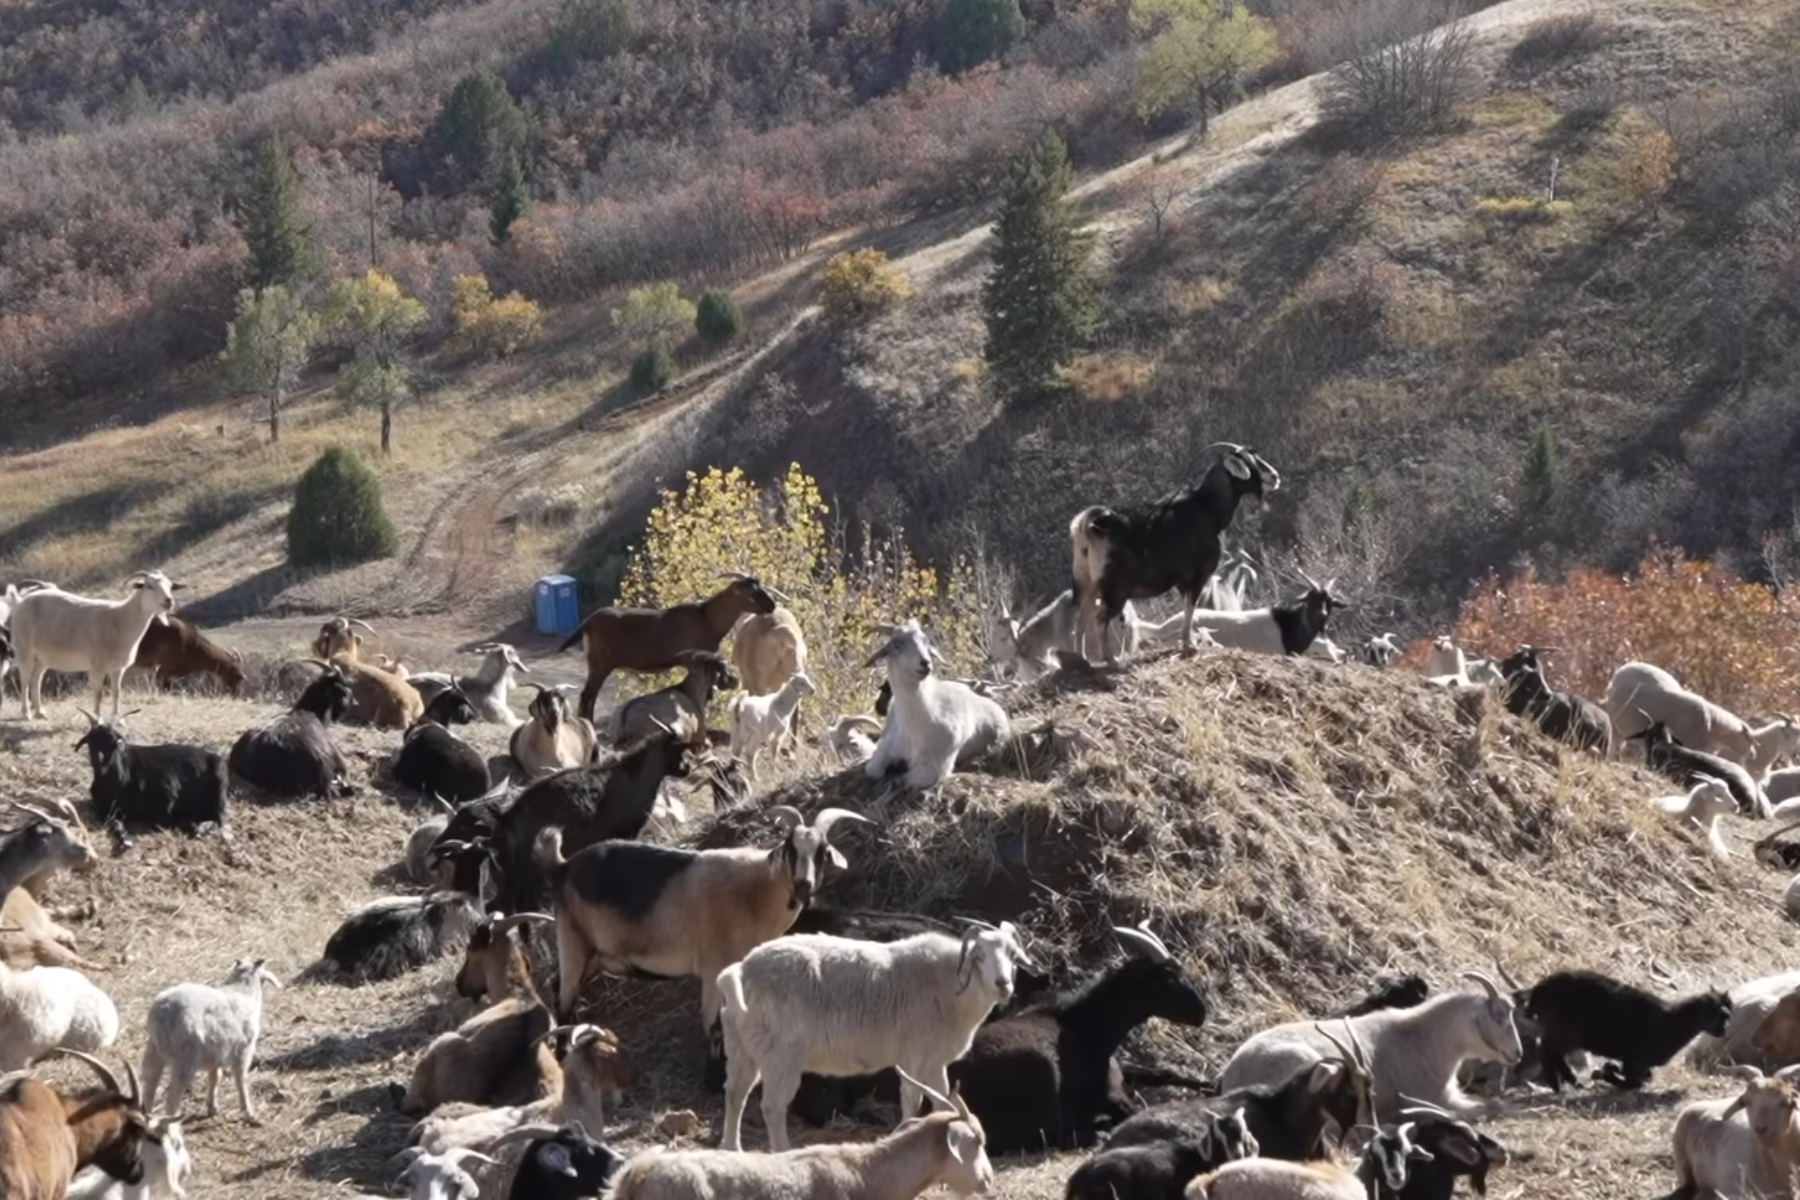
[1321,0,1477,141]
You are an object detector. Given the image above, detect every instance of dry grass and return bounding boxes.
[3,654,1788,1198]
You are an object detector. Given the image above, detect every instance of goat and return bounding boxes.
[377,1146,497,1200]
[1498,656,1612,756]
[559,572,779,722]
[73,710,227,834]
[719,919,1034,1151]
[509,686,598,778]
[1628,719,1770,819]
[1183,577,1350,658]
[311,616,424,729]
[865,622,1008,792]
[537,805,869,1035]
[1066,1109,1258,1200]
[610,650,738,745]
[989,591,1139,680]
[404,798,457,886]
[1690,971,1800,1071]
[0,953,119,1071]
[1306,636,1348,664]
[610,1070,992,1200]
[948,923,1210,1152]
[1608,661,1800,778]
[129,614,244,695]
[1069,443,1280,663]
[1651,777,1739,859]
[11,571,182,720]
[1672,1064,1800,1199]
[394,689,491,804]
[227,661,356,798]
[1514,968,1731,1091]
[1107,1024,1374,1162]
[0,810,100,971]
[730,672,816,779]
[1361,633,1401,668]
[732,607,808,736]
[316,891,484,983]
[1334,975,1431,1019]
[140,958,281,1122]
[410,643,530,724]
[0,1049,157,1200]
[65,1117,190,1200]
[1218,971,1521,1121]
[822,713,885,766]
[499,1119,622,1200]
[402,913,561,1116]
[489,725,708,914]
[1751,991,1800,1069]
[1378,1100,1510,1200]
[1187,1121,1436,1199]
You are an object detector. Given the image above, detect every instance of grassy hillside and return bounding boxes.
[1,653,1789,1199]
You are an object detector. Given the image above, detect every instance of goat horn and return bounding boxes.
[1458,970,1505,1003]
[1113,922,1172,963]
[1315,1022,1355,1065]
[37,1048,129,1098]
[1200,442,1246,456]
[348,619,377,633]
[812,808,872,840]
[894,1066,959,1115]
[1494,957,1523,992]
[487,1123,567,1150]
[767,805,804,833]
[494,912,556,936]
[75,707,99,728]
[445,1148,502,1168]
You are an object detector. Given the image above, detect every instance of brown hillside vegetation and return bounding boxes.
[0,653,1791,1198]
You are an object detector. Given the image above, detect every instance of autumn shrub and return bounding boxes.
[617,463,985,727]
[1622,129,1676,209]
[451,273,543,358]
[287,446,398,569]
[1442,547,1800,718]
[818,249,914,327]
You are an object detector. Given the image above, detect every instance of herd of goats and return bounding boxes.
[6,441,1800,1199]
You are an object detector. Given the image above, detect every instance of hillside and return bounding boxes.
[1,652,1791,1199]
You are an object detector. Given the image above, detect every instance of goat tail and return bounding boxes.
[718,964,748,1020]
[556,623,587,655]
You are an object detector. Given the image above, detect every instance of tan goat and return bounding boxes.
[311,616,422,729]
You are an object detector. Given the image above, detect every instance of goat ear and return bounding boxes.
[1438,1134,1483,1166]
[946,1126,974,1165]
[1222,453,1251,480]
[826,845,848,870]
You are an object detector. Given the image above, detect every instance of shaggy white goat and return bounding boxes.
[864,622,1008,791]
[10,570,181,719]
[989,591,1138,679]
[1651,777,1739,859]
[0,959,119,1070]
[1609,661,1800,777]
[1671,1065,1800,1199]
[718,920,1032,1152]
[730,672,816,779]
[140,957,281,1122]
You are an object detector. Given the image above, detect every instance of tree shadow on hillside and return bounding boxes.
[179,566,309,625]
[284,1089,416,1190]
[260,997,467,1074]
[0,478,180,567]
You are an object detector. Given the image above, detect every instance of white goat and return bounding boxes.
[1218,972,1521,1121]
[718,920,1033,1152]
[1362,633,1401,668]
[369,1146,499,1200]
[821,714,884,765]
[612,1070,992,1200]
[65,1120,191,1200]
[10,570,181,719]
[1608,661,1800,777]
[1671,1065,1800,1198]
[0,959,118,1070]
[989,591,1138,680]
[1691,971,1800,1069]
[1188,1121,1433,1199]
[140,957,281,1122]
[730,672,816,779]
[1651,777,1739,859]
[410,644,529,725]
[1305,636,1347,665]
[865,622,1008,792]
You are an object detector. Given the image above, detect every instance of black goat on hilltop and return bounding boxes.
[228,660,355,798]
[1515,967,1732,1090]
[1498,650,1611,755]
[393,688,490,803]
[1629,719,1769,819]
[74,708,227,834]
[950,923,1210,1153]
[1070,443,1280,663]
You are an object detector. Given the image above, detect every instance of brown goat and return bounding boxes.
[0,1049,155,1200]
[131,614,245,693]
[0,806,100,971]
[609,651,738,746]
[311,616,423,729]
[732,606,807,739]
[559,574,778,723]
[402,914,561,1116]
[1752,990,1800,1068]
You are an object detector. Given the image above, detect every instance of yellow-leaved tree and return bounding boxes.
[619,463,986,732]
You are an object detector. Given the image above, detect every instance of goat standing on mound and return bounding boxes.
[865,622,1008,793]
[1069,443,1280,664]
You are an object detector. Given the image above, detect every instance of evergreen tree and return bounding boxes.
[937,0,1028,75]
[489,150,529,246]
[695,288,743,347]
[242,132,317,289]
[981,130,1098,403]
[1524,425,1561,516]
[436,70,531,188]
[288,446,398,568]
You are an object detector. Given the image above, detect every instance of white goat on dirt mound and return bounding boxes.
[864,622,1007,791]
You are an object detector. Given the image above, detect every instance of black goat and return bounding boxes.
[73,708,226,833]
[228,662,355,798]
[315,890,485,982]
[1264,581,1350,656]
[489,728,703,913]
[1514,967,1731,1090]
[1380,1104,1510,1199]
[393,689,490,803]
[1499,656,1611,755]
[1333,973,1430,1018]
[1066,1108,1258,1200]
[502,1120,622,1200]
[950,923,1210,1153]
[1106,1022,1373,1161]
[1070,442,1280,663]
[609,649,736,744]
[1629,720,1768,818]
[426,783,519,897]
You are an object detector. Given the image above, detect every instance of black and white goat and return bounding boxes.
[393,689,490,804]
[314,891,486,983]
[1070,443,1280,663]
[1183,575,1350,658]
[1498,650,1611,756]
[73,709,226,834]
[1629,719,1770,819]
[1513,967,1732,1090]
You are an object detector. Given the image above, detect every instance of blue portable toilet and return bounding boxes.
[535,574,580,638]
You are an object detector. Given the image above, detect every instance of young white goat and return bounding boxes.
[865,622,1008,792]
[718,920,1033,1152]
[730,672,816,779]
[140,957,281,1123]
[989,591,1138,680]
[1650,776,1739,859]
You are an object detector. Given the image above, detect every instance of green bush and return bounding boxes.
[630,338,676,395]
[695,288,743,347]
[287,446,399,568]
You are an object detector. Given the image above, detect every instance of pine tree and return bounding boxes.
[489,150,529,246]
[288,447,398,568]
[937,0,1028,75]
[242,132,317,289]
[436,70,531,189]
[1524,425,1561,516]
[981,130,1098,403]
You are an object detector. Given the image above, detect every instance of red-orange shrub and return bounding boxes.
[1439,547,1800,717]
